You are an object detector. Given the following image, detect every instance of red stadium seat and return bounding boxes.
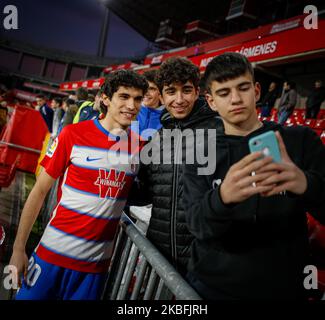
[314,129,322,136]
[320,131,325,144]
[292,110,305,117]
[270,111,278,122]
[294,117,304,126]
[318,109,325,119]
[315,119,325,130]
[0,155,20,188]
[304,119,316,128]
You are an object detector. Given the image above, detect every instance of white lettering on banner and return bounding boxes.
[304,5,318,30]
[237,41,277,58]
[200,57,214,68]
[152,55,163,64]
[3,5,18,30]
[199,41,277,68]
[93,81,100,88]
[72,83,78,89]
[270,19,301,34]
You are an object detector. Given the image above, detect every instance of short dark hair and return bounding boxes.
[87,93,95,102]
[62,97,75,106]
[203,52,255,93]
[99,70,148,114]
[155,57,200,93]
[36,94,46,100]
[285,81,296,90]
[100,69,148,99]
[76,87,88,101]
[52,97,62,105]
[143,69,158,84]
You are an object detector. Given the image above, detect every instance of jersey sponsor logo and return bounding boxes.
[94,168,126,198]
[86,156,103,162]
[46,137,58,158]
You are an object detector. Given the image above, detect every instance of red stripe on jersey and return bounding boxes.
[36,244,110,273]
[50,205,120,242]
[65,164,134,199]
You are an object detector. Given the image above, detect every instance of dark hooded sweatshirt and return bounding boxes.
[183,121,325,300]
[135,98,221,275]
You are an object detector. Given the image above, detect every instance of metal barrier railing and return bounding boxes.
[101,213,201,300]
[0,141,41,154]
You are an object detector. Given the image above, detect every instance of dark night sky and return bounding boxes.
[1,0,150,58]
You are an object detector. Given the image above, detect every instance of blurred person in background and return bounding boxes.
[277,81,297,125]
[136,69,164,137]
[51,97,64,139]
[259,81,278,117]
[306,80,325,119]
[57,98,78,134]
[74,91,101,123]
[35,94,54,133]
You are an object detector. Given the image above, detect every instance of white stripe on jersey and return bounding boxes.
[41,225,114,261]
[71,145,139,175]
[60,183,126,220]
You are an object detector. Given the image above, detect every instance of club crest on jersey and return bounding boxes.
[46,137,58,158]
[94,168,126,198]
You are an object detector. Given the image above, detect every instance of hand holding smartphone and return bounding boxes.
[249,131,281,163]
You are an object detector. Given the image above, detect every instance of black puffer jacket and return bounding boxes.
[137,98,222,275]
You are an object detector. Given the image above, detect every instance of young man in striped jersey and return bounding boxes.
[9,70,148,300]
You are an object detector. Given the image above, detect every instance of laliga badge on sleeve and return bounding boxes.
[46,137,59,158]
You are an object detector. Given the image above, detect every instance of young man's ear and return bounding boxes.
[195,87,200,100]
[205,93,218,112]
[254,82,261,103]
[101,93,110,107]
[159,95,164,105]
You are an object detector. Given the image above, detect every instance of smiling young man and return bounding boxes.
[9,70,148,300]
[136,70,164,137]
[183,52,325,300]
[132,57,220,276]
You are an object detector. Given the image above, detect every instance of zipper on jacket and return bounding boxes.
[170,122,181,268]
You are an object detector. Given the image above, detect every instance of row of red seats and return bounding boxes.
[256,109,325,144]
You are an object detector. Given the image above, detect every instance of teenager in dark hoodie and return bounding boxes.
[133,57,221,276]
[183,52,325,300]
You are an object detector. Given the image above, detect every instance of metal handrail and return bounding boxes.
[103,213,201,300]
[0,141,41,154]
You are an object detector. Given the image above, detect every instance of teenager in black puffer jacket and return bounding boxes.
[132,57,221,276]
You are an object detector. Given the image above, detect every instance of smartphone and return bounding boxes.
[248,131,281,163]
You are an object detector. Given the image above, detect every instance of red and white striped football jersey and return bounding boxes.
[37,119,143,273]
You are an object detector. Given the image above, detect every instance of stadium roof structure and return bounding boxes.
[101,0,319,43]
[102,0,230,41]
